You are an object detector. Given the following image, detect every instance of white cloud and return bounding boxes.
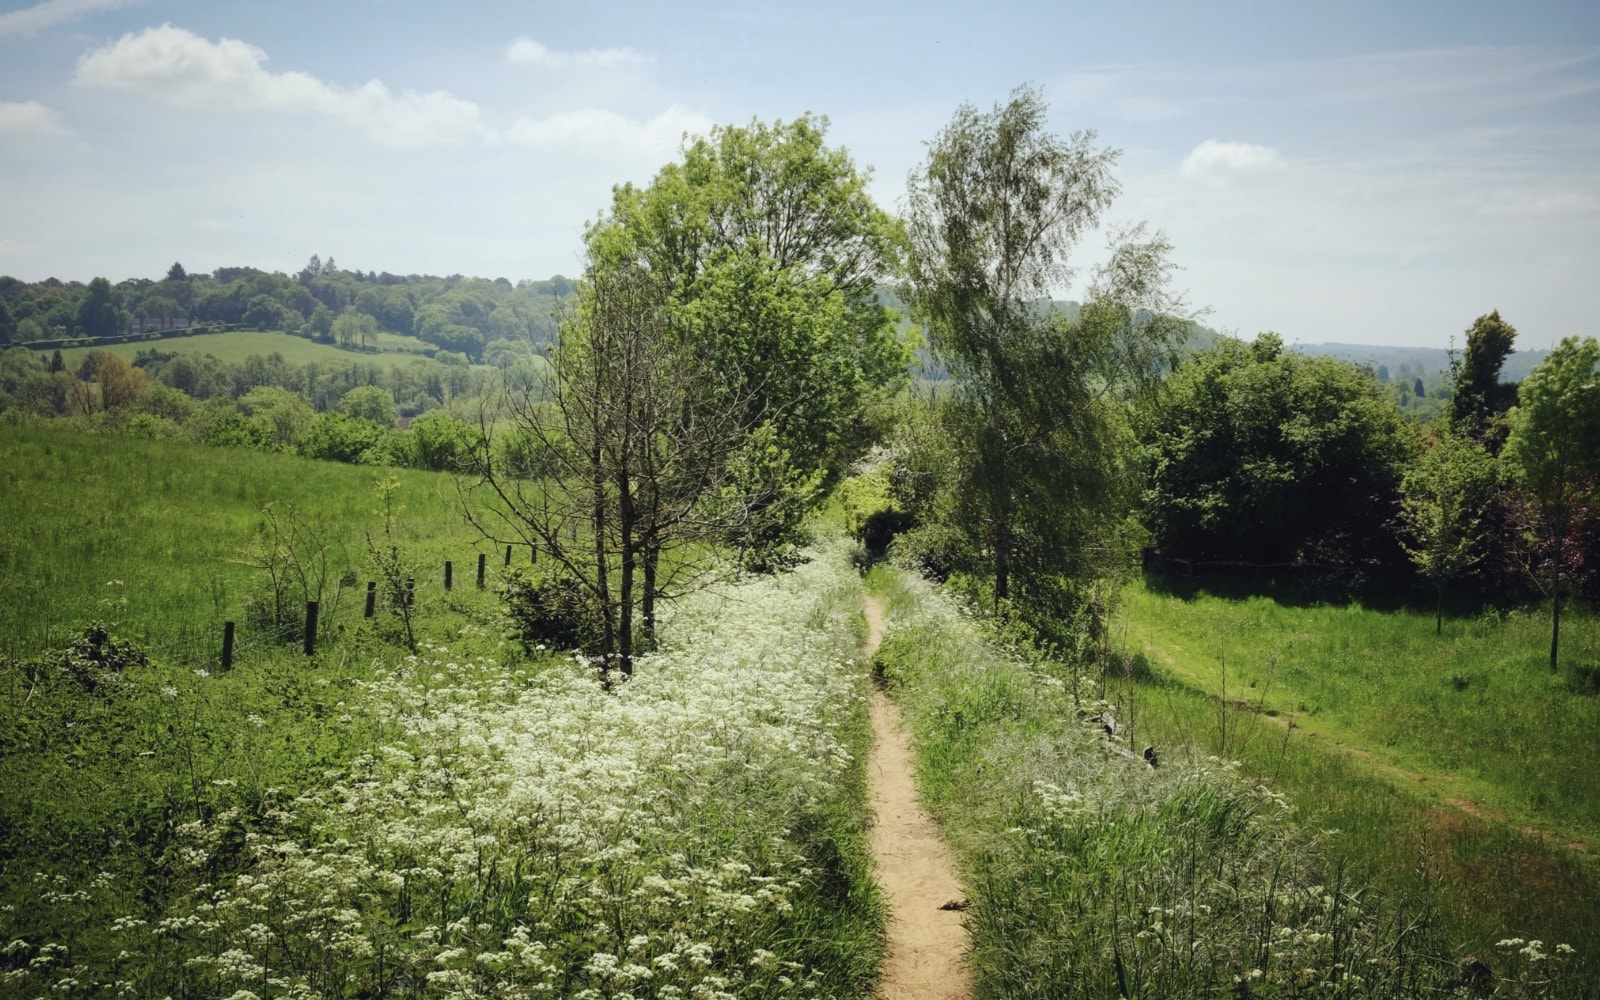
[1479,187,1598,218]
[506,104,713,154]
[75,24,494,147]
[1180,139,1286,177]
[0,0,139,38]
[0,100,69,139]
[504,36,650,70]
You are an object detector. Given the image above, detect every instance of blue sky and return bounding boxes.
[1,0,1595,348]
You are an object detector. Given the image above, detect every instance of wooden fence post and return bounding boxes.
[364,581,376,618]
[303,601,319,656]
[504,545,512,567]
[405,578,415,607]
[477,553,487,589]
[221,621,235,671]
[444,561,453,591]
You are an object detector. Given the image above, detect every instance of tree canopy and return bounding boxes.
[898,85,1187,627]
[1139,332,1409,567]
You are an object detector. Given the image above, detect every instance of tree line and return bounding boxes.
[0,260,575,364]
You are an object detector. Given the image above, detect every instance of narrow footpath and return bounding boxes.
[863,595,975,1000]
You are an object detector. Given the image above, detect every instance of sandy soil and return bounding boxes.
[863,595,975,1000]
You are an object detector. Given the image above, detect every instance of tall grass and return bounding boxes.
[1119,580,1600,845]
[866,566,1584,998]
[0,425,495,661]
[3,533,885,998]
[1113,577,1600,987]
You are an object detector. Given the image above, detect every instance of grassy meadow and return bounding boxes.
[0,426,886,998]
[865,566,1594,998]
[0,423,498,662]
[1111,576,1600,982]
[47,330,442,372]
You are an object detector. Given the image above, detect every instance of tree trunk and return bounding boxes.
[591,439,615,677]
[642,534,659,642]
[616,462,636,678]
[1550,510,1565,672]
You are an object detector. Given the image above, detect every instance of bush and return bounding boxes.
[500,569,600,653]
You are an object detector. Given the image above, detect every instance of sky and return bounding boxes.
[0,0,1596,349]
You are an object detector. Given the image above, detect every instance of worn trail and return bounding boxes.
[863,595,974,1000]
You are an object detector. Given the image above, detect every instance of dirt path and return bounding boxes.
[863,595,975,1000]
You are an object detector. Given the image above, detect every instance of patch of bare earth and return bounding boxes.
[863,595,974,1000]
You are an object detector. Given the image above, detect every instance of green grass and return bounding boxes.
[862,566,1588,997]
[45,330,451,372]
[1112,576,1600,983]
[0,423,505,662]
[0,427,886,998]
[1117,578,1600,847]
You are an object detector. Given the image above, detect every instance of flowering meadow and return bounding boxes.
[865,566,1581,999]
[2,547,882,999]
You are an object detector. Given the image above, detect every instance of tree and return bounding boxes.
[901,84,1187,621]
[1449,310,1517,443]
[1504,336,1600,670]
[1139,333,1409,567]
[339,384,398,428]
[464,110,909,678]
[165,261,188,282]
[1399,429,1499,634]
[76,277,120,339]
[594,114,910,514]
[332,309,379,349]
[95,352,148,410]
[466,253,755,678]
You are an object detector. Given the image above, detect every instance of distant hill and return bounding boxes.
[1292,342,1550,385]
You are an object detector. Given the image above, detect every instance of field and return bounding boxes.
[5,424,1599,995]
[0,424,494,661]
[43,330,444,372]
[1113,576,1600,979]
[0,427,884,997]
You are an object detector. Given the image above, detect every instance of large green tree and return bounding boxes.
[469,116,907,677]
[1448,309,1517,444]
[900,85,1186,619]
[591,113,909,502]
[76,277,120,339]
[1140,333,1409,567]
[1504,335,1600,670]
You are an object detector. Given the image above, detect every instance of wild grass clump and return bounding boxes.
[3,543,882,999]
[867,567,1582,998]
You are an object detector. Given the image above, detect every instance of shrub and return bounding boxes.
[500,569,600,652]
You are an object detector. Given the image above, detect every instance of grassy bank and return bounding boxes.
[0,425,496,661]
[867,566,1587,997]
[1113,577,1600,986]
[2,422,885,999]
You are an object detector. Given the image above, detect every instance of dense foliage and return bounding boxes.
[1138,332,1410,568]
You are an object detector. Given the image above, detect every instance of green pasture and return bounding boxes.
[43,330,443,372]
[0,424,509,662]
[1113,576,1600,973]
